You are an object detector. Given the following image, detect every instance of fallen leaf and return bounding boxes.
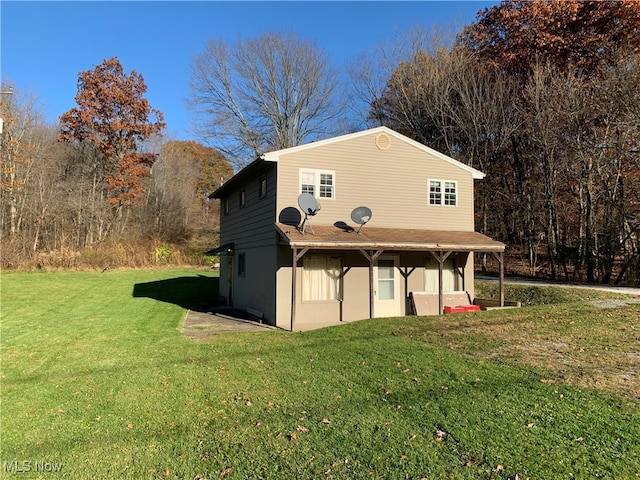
[494,465,504,472]
[289,433,297,441]
[435,430,447,442]
[402,368,410,373]
[220,467,233,477]
[321,418,331,424]
[162,381,170,387]
[127,423,134,429]
[296,425,310,433]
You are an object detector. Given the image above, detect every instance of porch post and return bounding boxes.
[291,248,297,331]
[291,247,310,331]
[499,251,505,307]
[491,251,505,308]
[430,251,452,315]
[359,249,384,319]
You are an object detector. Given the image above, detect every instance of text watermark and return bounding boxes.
[3,460,63,474]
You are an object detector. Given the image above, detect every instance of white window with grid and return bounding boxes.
[300,169,335,199]
[429,179,457,207]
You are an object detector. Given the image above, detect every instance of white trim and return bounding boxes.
[428,179,458,207]
[299,168,335,199]
[262,126,485,179]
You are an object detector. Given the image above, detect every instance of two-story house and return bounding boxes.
[210,126,505,331]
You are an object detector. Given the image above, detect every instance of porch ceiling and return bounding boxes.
[275,223,505,252]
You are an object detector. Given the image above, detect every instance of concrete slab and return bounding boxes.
[181,307,277,338]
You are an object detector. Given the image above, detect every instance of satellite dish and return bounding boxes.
[351,206,372,234]
[334,221,354,233]
[279,207,302,228]
[298,193,321,234]
[298,193,320,215]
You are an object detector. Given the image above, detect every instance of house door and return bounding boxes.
[374,256,401,317]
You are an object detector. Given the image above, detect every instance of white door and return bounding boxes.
[374,256,401,317]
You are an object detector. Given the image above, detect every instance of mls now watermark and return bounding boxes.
[3,460,63,474]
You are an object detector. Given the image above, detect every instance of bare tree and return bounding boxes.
[0,85,45,237]
[189,31,344,166]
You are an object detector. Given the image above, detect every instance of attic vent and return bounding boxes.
[375,133,391,150]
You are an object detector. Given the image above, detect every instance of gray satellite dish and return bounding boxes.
[298,193,321,234]
[351,206,372,234]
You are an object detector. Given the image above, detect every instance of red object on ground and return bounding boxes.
[444,305,481,314]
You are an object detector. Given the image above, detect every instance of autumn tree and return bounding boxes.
[458,0,640,77]
[59,57,165,214]
[189,31,344,166]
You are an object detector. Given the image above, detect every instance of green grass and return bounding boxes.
[1,269,639,479]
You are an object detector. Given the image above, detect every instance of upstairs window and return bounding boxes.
[300,169,335,199]
[429,180,457,207]
[239,189,246,209]
[259,177,267,199]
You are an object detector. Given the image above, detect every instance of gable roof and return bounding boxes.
[262,126,485,180]
[212,126,485,199]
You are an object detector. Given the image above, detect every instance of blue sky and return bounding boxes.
[2,1,497,141]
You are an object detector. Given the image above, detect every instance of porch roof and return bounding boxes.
[275,223,505,253]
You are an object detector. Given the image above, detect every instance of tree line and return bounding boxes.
[362,0,640,284]
[2,0,640,284]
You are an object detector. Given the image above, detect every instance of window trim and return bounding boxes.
[237,253,246,277]
[428,179,457,207]
[299,168,336,199]
[259,176,267,199]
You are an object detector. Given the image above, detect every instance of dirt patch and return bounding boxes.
[589,298,640,309]
[405,305,640,401]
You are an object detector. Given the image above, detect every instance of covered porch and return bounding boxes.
[276,223,506,331]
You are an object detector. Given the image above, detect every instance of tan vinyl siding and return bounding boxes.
[276,132,475,231]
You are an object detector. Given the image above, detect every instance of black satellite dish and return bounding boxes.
[351,206,372,234]
[279,207,302,228]
[298,193,321,234]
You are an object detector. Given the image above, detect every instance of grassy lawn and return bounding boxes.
[1,269,639,479]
